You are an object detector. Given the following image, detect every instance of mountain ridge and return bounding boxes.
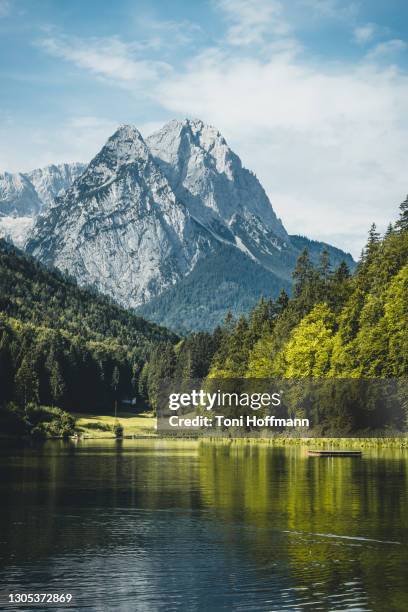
[0,162,86,246]
[5,118,355,330]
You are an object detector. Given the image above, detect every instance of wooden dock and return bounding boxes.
[308,449,362,457]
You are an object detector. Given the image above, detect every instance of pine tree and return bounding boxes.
[49,361,65,407]
[358,223,381,277]
[224,316,250,377]
[292,249,313,297]
[319,248,331,284]
[333,261,350,283]
[366,223,381,257]
[395,195,408,232]
[276,289,289,312]
[384,223,394,239]
[0,332,13,404]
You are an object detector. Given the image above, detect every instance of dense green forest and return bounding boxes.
[137,243,292,333]
[1,200,407,437]
[144,201,408,430]
[0,240,177,436]
[137,238,355,333]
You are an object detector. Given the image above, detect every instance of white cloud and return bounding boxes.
[154,47,408,256]
[133,17,202,49]
[365,39,407,63]
[215,0,359,48]
[216,0,291,46]
[38,35,172,88]
[14,7,408,257]
[354,23,377,45]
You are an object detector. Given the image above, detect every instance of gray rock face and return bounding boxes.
[0,163,85,247]
[27,162,86,208]
[147,119,289,257]
[26,120,295,309]
[26,125,215,306]
[148,119,286,231]
[22,119,354,323]
[0,172,42,217]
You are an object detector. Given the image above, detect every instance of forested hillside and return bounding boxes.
[143,201,408,428]
[2,196,407,436]
[0,240,177,435]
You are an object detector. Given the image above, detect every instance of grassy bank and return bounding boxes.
[72,413,408,447]
[198,435,408,448]
[75,411,156,438]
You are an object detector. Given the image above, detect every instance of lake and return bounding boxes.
[1,439,408,611]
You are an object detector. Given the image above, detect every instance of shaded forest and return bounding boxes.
[0,240,177,436]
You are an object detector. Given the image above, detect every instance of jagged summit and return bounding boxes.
[159,118,226,144]
[26,124,213,306]
[147,117,288,241]
[108,123,147,152]
[80,124,149,184]
[16,118,354,328]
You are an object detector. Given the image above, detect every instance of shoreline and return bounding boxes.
[2,412,408,448]
[3,433,408,449]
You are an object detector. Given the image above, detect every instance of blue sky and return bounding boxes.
[2,0,408,256]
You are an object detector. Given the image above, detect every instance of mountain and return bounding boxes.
[147,119,287,241]
[137,243,292,333]
[24,119,355,331]
[26,125,219,306]
[0,238,175,349]
[27,162,86,208]
[0,172,42,217]
[0,163,85,247]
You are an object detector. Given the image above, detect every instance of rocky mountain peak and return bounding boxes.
[106,124,148,163]
[147,118,287,240]
[74,124,151,193]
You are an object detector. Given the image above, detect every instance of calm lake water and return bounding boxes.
[1,439,408,611]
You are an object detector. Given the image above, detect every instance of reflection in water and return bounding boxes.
[0,440,408,611]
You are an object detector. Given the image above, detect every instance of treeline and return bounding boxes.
[1,196,407,435]
[0,240,177,435]
[144,199,408,427]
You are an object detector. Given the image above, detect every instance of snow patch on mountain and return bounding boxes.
[0,163,85,246]
[0,217,34,248]
[28,162,86,208]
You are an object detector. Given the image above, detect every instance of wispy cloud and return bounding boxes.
[300,0,358,21]
[0,115,118,172]
[38,35,172,88]
[133,17,202,50]
[353,23,377,45]
[9,2,408,255]
[365,39,407,63]
[216,0,291,47]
